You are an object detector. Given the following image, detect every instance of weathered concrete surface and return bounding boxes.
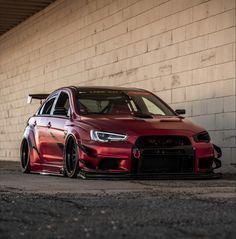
[0,161,236,239]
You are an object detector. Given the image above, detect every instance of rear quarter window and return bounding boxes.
[40,97,56,115]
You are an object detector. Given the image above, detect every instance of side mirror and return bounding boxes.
[53,107,68,116]
[175,109,186,115]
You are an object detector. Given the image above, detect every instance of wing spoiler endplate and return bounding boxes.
[27,94,49,104]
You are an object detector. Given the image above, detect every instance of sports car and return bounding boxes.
[20,86,222,179]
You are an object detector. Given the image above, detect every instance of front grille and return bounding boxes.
[136,135,191,148]
[133,136,195,173]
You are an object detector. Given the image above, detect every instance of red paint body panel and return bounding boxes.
[21,86,220,177]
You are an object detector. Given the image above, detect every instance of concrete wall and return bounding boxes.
[0,0,235,172]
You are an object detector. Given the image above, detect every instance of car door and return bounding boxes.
[35,94,58,164]
[47,91,72,165]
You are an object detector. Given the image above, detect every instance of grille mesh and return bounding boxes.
[136,136,191,148]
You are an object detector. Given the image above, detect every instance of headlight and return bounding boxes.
[193,131,210,143]
[90,130,128,142]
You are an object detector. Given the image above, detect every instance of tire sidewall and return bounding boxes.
[20,139,31,173]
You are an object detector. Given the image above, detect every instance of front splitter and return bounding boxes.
[78,171,222,180]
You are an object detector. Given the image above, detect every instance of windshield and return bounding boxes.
[77,89,175,116]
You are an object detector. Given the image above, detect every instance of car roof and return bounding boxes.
[48,86,149,97]
[76,86,146,92]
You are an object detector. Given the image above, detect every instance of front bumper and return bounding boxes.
[79,138,222,176]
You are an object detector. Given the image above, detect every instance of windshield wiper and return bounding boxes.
[132,112,154,119]
[80,112,105,115]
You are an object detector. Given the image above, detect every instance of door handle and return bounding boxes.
[33,121,37,127]
[47,122,51,128]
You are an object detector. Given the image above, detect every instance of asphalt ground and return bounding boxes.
[0,161,236,239]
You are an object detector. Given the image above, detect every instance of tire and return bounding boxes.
[20,139,31,173]
[65,137,80,178]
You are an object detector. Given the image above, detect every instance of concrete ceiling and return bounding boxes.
[0,0,56,36]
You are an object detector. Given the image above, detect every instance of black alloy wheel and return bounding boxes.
[21,139,31,173]
[65,137,80,178]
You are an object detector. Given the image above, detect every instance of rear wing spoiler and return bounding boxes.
[27,94,49,104]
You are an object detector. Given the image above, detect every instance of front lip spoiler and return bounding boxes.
[78,171,222,180]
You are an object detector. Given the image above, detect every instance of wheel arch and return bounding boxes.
[21,125,40,165]
[64,132,80,148]
[22,125,36,150]
[64,127,82,152]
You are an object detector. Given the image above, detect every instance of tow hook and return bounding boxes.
[213,144,222,169]
[132,147,141,159]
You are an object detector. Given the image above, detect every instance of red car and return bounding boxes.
[20,86,222,179]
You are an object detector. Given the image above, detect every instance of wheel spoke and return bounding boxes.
[67,141,77,173]
[65,139,79,178]
[21,140,30,173]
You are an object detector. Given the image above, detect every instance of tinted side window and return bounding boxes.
[41,98,56,115]
[53,92,71,117]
